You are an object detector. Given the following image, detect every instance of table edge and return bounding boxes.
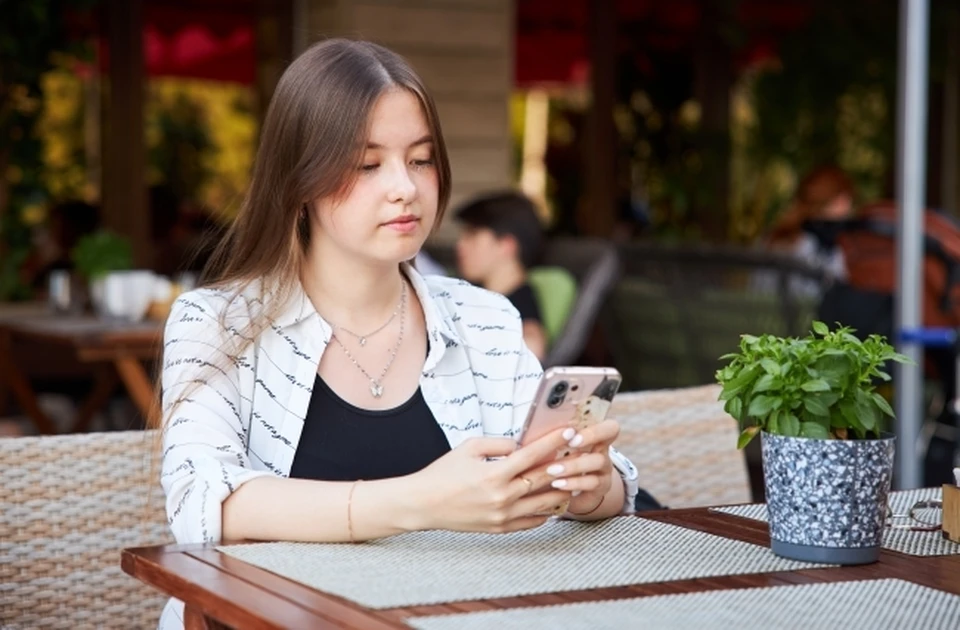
[122,508,960,626]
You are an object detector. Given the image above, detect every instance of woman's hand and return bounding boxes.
[409,427,577,534]
[521,419,622,518]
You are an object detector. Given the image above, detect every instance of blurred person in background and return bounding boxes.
[765,164,857,287]
[455,191,548,360]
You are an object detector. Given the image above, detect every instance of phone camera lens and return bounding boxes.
[547,381,568,408]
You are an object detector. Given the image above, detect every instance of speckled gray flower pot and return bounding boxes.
[761,431,895,565]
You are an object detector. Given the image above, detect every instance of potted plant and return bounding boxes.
[716,321,911,565]
[71,230,136,317]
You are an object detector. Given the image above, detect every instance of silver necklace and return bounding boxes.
[331,284,407,398]
[336,283,406,346]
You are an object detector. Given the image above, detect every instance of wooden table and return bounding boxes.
[0,311,162,433]
[121,508,960,630]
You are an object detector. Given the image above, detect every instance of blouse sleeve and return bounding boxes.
[159,292,274,544]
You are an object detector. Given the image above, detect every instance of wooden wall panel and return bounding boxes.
[304,0,515,241]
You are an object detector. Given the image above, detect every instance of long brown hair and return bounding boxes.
[148,39,451,430]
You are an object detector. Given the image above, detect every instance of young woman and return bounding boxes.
[157,38,639,628]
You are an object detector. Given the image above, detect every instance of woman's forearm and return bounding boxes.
[222,474,427,542]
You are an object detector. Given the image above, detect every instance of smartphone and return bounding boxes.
[516,366,621,516]
[517,366,622,454]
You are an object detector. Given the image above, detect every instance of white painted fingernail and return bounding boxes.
[572,490,582,497]
[551,479,567,489]
[547,464,565,476]
[569,434,584,448]
[562,428,576,441]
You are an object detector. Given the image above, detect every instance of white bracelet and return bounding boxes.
[609,446,640,514]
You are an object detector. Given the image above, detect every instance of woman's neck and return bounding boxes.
[301,249,406,331]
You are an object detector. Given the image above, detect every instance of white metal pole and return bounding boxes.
[895,0,930,490]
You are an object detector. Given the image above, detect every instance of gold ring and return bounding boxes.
[520,476,534,494]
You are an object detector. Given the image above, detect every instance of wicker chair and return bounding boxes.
[0,430,172,629]
[605,243,826,391]
[611,384,751,509]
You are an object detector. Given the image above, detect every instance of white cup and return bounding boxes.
[94,270,157,321]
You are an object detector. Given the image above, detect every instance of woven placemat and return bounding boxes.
[218,517,828,609]
[406,578,960,630]
[712,488,960,557]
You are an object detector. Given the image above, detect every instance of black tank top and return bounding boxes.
[289,374,451,481]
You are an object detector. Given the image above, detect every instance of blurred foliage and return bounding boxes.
[148,89,214,205]
[38,62,91,202]
[618,89,730,243]
[533,0,953,244]
[71,229,133,279]
[508,91,526,180]
[147,79,257,220]
[0,0,97,300]
[732,0,953,242]
[614,1,740,244]
[0,6,255,301]
[732,1,899,242]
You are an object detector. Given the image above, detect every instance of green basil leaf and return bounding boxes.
[767,409,781,434]
[760,359,781,376]
[724,397,744,421]
[800,421,831,439]
[753,373,778,393]
[801,379,830,393]
[721,365,761,395]
[781,413,800,437]
[872,392,895,417]
[803,395,830,417]
[748,395,778,418]
[839,398,866,435]
[855,390,878,431]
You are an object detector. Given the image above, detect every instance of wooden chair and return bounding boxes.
[537,237,620,367]
[423,237,621,367]
[0,430,171,629]
[611,384,752,509]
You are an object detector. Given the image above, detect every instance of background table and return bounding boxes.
[0,312,161,433]
[121,508,960,630]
